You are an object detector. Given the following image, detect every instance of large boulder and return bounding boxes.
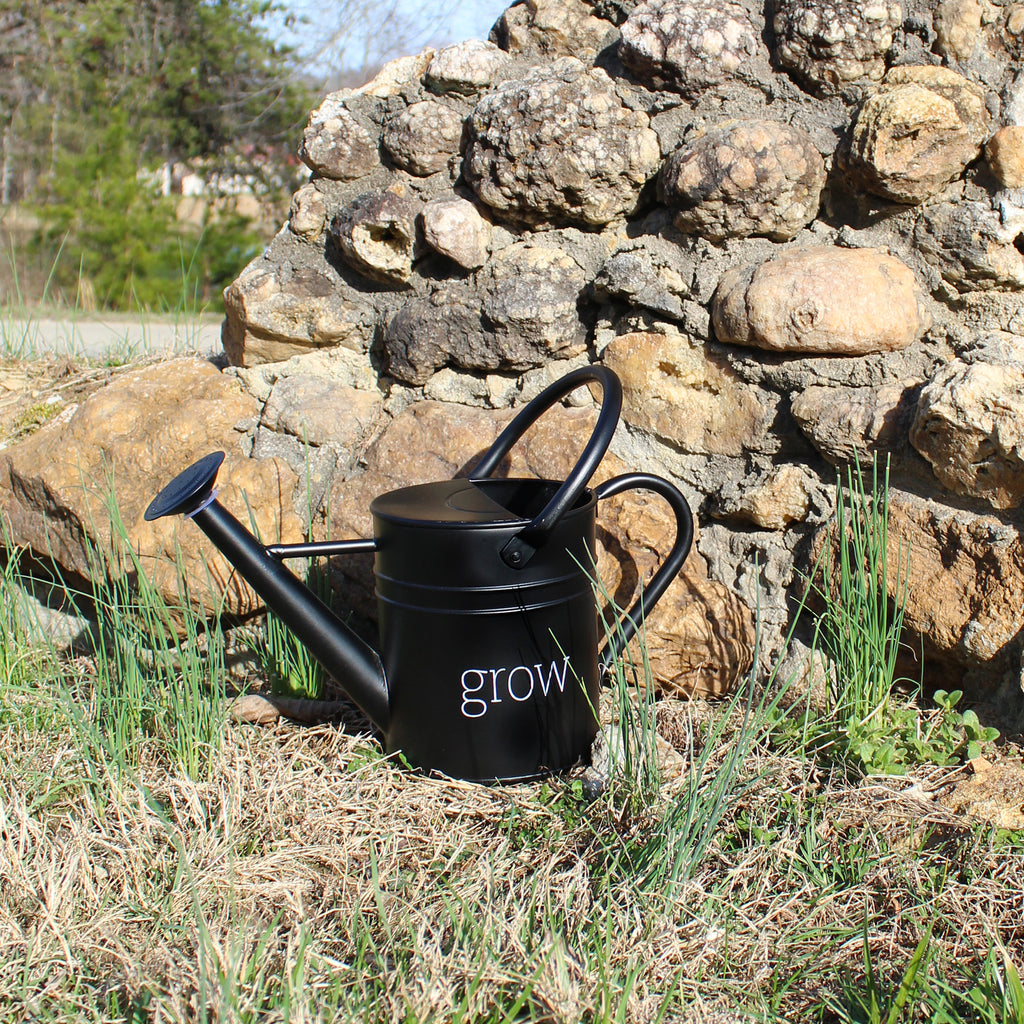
[381,100,465,176]
[383,239,590,383]
[463,58,660,227]
[659,119,826,241]
[618,0,762,95]
[841,65,989,204]
[421,196,492,269]
[330,189,425,286]
[809,488,1024,691]
[910,336,1024,510]
[601,329,777,456]
[886,494,1024,678]
[297,95,380,180]
[772,0,902,96]
[792,382,921,464]
[913,199,1024,293]
[985,125,1024,188]
[424,40,512,95]
[494,0,615,60]
[222,258,378,366]
[711,246,931,355]
[0,359,304,618]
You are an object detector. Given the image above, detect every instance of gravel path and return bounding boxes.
[1,313,223,361]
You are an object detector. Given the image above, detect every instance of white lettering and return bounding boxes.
[535,655,571,697]
[507,665,534,702]
[489,668,506,704]
[460,656,574,719]
[460,670,488,718]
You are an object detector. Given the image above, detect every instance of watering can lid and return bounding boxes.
[370,478,573,527]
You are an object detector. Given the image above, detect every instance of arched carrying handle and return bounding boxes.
[470,365,623,569]
[596,473,695,673]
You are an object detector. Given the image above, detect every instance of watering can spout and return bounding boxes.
[144,452,390,732]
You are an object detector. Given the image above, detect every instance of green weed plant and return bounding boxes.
[802,456,998,776]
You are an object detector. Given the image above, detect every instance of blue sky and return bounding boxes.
[443,0,508,42]
[272,0,509,73]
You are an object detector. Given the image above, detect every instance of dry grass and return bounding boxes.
[2,670,1023,1023]
[0,359,1022,1021]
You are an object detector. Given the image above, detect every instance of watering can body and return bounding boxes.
[145,366,694,783]
[371,477,601,780]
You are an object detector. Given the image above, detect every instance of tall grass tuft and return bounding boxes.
[78,491,230,781]
[594,574,662,814]
[595,567,791,895]
[800,454,998,775]
[818,455,911,726]
[0,479,232,783]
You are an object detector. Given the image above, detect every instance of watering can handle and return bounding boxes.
[594,473,694,674]
[469,365,623,569]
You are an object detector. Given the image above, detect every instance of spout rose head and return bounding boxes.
[145,451,225,521]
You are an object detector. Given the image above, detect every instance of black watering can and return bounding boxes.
[145,366,694,782]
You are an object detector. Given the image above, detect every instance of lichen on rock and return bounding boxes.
[772,0,902,96]
[659,119,826,241]
[618,0,762,95]
[463,58,660,227]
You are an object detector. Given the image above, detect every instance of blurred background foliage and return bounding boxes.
[0,0,482,313]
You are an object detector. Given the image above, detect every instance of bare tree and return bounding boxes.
[284,0,481,91]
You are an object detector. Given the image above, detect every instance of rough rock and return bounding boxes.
[423,367,491,405]
[934,0,985,63]
[711,246,931,355]
[208,0,1024,718]
[884,494,1024,674]
[330,189,424,286]
[618,0,761,96]
[479,241,590,361]
[463,58,660,227]
[593,238,694,318]
[384,239,589,383]
[601,329,776,456]
[288,183,328,240]
[297,96,380,180]
[939,758,1024,830]
[259,375,383,458]
[421,196,492,268]
[1006,5,1024,57]
[383,286,487,384]
[985,125,1024,188]
[914,198,1024,292]
[494,0,615,60]
[424,39,512,95]
[727,464,815,530]
[792,382,920,464]
[0,359,303,618]
[659,119,826,241]
[910,336,1024,510]
[381,100,465,176]
[772,0,902,96]
[599,487,755,699]
[328,400,755,697]
[343,50,436,98]
[222,259,376,366]
[841,65,989,204]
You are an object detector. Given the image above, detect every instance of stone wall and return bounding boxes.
[7,0,1024,718]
